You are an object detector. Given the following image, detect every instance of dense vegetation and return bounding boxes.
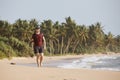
[0,17,120,58]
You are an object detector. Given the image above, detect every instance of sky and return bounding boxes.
[0,0,120,36]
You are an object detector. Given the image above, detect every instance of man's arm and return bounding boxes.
[43,36,46,50]
[30,38,34,50]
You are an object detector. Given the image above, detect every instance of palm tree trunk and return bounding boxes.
[57,40,60,54]
[72,40,79,53]
[60,36,64,55]
[49,40,52,55]
[64,35,74,54]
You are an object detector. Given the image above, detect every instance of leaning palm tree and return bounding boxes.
[63,17,77,54]
[71,25,80,53]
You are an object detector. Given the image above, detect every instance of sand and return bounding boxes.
[0,54,120,80]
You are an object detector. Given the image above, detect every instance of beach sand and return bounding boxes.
[0,54,120,80]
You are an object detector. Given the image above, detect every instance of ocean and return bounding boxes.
[16,55,120,71]
[58,55,120,71]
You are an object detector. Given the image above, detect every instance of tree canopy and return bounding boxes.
[0,17,120,58]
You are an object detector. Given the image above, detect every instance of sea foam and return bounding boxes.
[58,55,120,71]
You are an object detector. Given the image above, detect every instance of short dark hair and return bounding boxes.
[35,25,40,29]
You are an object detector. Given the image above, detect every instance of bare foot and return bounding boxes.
[37,64,40,67]
[40,63,43,67]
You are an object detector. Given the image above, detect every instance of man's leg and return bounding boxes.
[39,53,44,67]
[36,53,40,67]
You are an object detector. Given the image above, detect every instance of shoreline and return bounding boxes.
[0,53,120,80]
[1,53,120,68]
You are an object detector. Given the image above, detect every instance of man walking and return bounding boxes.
[31,26,46,67]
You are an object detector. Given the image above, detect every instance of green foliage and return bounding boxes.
[0,36,34,58]
[0,17,120,59]
[0,51,6,59]
[0,37,16,58]
[9,37,34,57]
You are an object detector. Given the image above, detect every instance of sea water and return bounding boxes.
[58,55,120,71]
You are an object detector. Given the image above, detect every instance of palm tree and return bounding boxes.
[79,25,89,46]
[59,23,67,54]
[88,22,104,47]
[114,35,120,52]
[71,25,80,53]
[63,17,77,53]
[105,32,114,51]
[52,21,61,54]
[0,20,12,37]
[41,20,58,54]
